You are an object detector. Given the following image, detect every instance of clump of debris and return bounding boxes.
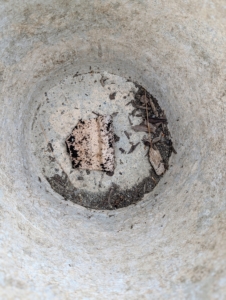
[128,85,176,175]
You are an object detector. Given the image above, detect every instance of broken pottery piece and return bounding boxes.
[65,115,115,172]
[149,147,165,175]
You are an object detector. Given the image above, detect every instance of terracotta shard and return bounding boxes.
[66,115,115,172]
[149,147,165,175]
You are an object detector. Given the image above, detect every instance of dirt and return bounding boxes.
[46,169,159,210]
[45,81,174,210]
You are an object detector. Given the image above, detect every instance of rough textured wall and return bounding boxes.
[0,0,226,299]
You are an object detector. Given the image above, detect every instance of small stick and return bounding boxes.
[124,131,131,140]
[126,100,132,106]
[152,133,163,144]
[128,115,133,126]
[92,111,102,117]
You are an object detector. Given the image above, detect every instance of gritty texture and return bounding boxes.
[0,0,226,300]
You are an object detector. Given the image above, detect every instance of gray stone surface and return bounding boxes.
[0,0,226,299]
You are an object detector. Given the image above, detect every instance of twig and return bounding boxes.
[126,100,132,106]
[128,115,133,126]
[92,111,102,117]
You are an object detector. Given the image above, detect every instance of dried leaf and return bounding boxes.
[114,134,120,143]
[149,147,165,175]
[128,142,140,154]
[132,125,148,132]
[144,120,157,132]
[132,124,156,133]
[140,95,149,104]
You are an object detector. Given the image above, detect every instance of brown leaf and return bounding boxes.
[149,147,165,175]
[132,124,156,133]
[131,125,148,132]
[140,95,149,104]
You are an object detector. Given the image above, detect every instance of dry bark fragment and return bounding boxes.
[65,115,115,172]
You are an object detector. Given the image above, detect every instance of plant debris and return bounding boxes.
[119,148,126,154]
[126,84,176,176]
[111,111,118,117]
[47,142,54,152]
[128,142,140,154]
[124,131,131,140]
[109,92,117,100]
[100,75,108,87]
[128,115,133,126]
[114,134,120,142]
[149,146,165,175]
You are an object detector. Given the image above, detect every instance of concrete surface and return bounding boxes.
[0,0,226,299]
[31,72,151,194]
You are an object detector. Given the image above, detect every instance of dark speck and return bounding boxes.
[109,92,117,100]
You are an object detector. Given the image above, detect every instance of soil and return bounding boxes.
[45,81,174,210]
